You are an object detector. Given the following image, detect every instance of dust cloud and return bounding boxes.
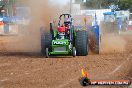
[100,34,126,54]
[0,0,69,52]
[100,22,127,54]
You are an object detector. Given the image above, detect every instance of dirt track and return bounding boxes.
[0,35,131,88]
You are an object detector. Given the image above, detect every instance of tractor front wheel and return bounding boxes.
[46,48,49,58]
[72,47,76,57]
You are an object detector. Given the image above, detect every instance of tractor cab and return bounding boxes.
[57,14,73,40]
[103,12,116,22]
[103,12,117,33]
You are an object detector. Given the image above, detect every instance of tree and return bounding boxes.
[82,0,118,9]
[82,0,132,12]
[118,0,132,12]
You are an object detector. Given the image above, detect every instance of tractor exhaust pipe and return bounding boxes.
[50,23,53,34]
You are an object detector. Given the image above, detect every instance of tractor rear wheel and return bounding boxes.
[44,33,52,49]
[40,27,52,56]
[75,31,88,56]
[40,27,45,55]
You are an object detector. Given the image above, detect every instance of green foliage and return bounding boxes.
[82,0,132,12]
[118,0,132,12]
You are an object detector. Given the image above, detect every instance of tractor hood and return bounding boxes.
[50,39,70,55]
[52,39,69,46]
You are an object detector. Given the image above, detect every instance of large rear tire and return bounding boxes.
[40,27,45,55]
[75,31,88,56]
[40,27,52,56]
[44,33,52,50]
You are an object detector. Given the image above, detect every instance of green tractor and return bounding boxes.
[40,14,88,58]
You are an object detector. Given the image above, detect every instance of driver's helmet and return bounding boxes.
[64,18,71,28]
[64,18,71,24]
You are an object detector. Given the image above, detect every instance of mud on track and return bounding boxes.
[0,35,131,88]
